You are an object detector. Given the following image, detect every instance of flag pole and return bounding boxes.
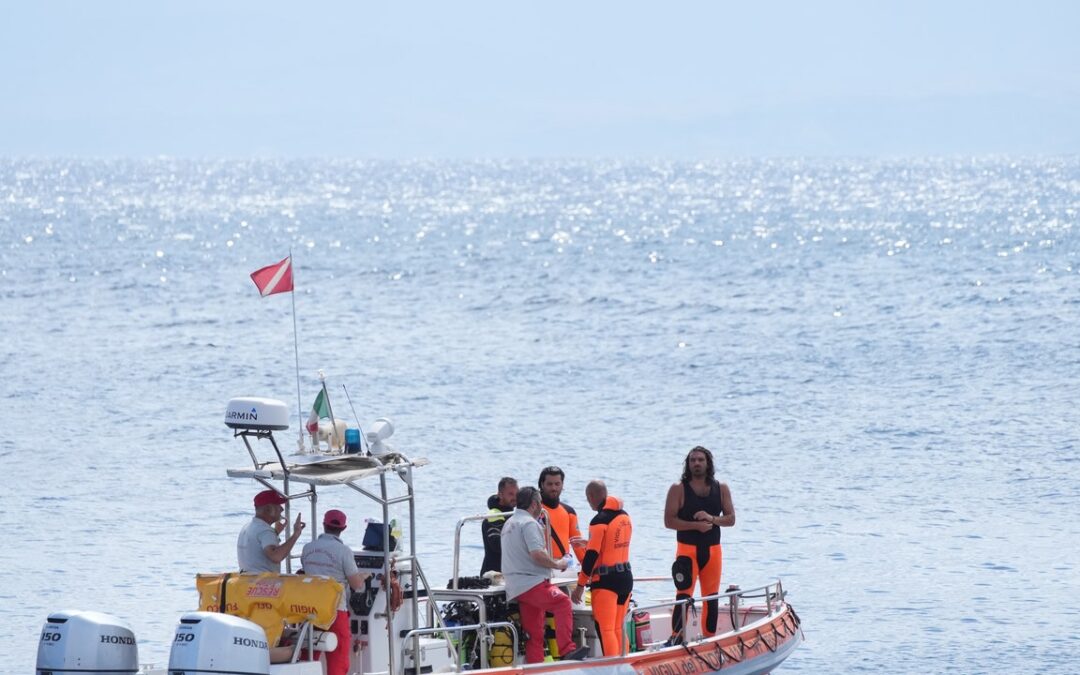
[320,372,338,448]
[290,249,304,453]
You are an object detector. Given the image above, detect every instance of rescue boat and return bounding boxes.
[35,396,802,675]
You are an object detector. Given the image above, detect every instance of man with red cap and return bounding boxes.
[237,489,306,573]
[302,509,371,675]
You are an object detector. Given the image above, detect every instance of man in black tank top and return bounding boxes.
[663,446,735,641]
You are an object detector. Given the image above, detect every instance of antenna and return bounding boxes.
[342,383,369,454]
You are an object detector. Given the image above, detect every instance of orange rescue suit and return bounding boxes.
[541,500,585,562]
[578,496,633,656]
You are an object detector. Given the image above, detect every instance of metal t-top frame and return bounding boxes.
[231,428,430,675]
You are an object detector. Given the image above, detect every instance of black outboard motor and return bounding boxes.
[36,610,138,675]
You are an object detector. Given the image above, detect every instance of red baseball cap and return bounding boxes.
[253,489,287,508]
[323,509,347,529]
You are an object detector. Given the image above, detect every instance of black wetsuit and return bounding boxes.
[672,480,724,638]
[481,494,510,575]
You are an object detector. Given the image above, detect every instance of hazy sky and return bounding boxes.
[3,1,1078,157]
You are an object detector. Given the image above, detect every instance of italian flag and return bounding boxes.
[306,389,330,435]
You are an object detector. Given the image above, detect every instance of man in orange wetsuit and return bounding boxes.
[663,446,735,642]
[572,480,633,656]
[538,466,586,563]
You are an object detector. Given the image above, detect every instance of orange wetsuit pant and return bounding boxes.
[591,571,633,656]
[672,541,723,637]
[591,589,630,656]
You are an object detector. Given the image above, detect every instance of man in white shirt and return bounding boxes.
[301,509,371,675]
[501,487,589,663]
[237,489,305,573]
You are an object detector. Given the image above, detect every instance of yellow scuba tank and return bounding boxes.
[489,627,514,666]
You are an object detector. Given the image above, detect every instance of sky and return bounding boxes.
[2,0,1078,158]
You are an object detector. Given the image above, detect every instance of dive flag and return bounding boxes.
[250,256,294,297]
[306,389,330,435]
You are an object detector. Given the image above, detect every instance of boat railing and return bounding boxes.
[423,587,503,670]
[406,556,466,669]
[426,578,790,665]
[450,512,514,588]
[625,579,788,654]
[402,621,519,672]
[444,519,790,661]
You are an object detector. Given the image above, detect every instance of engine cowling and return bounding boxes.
[168,611,271,675]
[36,610,138,675]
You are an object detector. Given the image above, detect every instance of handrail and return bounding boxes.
[450,511,513,589]
[626,579,787,653]
[424,580,787,665]
[410,558,461,666]
[630,579,783,615]
[426,588,492,660]
[402,620,519,672]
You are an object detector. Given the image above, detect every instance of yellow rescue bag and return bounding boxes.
[196,572,343,647]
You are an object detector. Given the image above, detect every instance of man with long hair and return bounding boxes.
[663,446,735,642]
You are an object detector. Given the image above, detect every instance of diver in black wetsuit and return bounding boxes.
[481,476,518,575]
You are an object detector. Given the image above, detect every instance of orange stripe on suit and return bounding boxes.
[578,496,633,656]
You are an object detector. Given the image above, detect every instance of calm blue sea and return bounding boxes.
[2,158,1078,672]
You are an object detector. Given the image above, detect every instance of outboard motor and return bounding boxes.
[36,610,138,675]
[168,611,270,675]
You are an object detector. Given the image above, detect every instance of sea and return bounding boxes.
[1,157,1078,673]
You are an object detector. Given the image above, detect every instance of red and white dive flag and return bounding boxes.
[250,256,294,297]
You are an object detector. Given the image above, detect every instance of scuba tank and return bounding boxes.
[489,627,514,666]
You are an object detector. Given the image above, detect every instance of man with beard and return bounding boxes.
[538,466,586,563]
[502,487,590,663]
[663,446,735,642]
[481,477,518,575]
